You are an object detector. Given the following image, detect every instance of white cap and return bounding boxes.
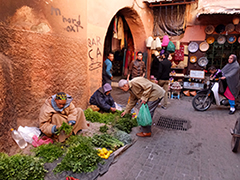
[118,79,128,87]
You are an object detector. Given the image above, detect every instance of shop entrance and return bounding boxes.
[103,7,147,81]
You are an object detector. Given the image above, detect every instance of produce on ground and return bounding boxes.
[99,124,109,133]
[0,152,47,180]
[31,143,64,163]
[54,135,104,174]
[92,133,124,151]
[56,122,73,135]
[97,148,113,159]
[84,108,138,133]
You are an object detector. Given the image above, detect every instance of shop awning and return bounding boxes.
[143,0,197,7]
[197,0,240,17]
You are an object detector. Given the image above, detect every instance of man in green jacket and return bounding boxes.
[118,77,165,137]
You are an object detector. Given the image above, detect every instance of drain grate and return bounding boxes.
[155,116,189,131]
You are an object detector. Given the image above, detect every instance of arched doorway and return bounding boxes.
[103,7,147,79]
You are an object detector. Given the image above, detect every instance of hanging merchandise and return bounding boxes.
[117,17,125,49]
[217,35,226,44]
[205,25,215,35]
[215,24,225,34]
[233,17,240,25]
[146,36,153,48]
[199,41,209,52]
[167,41,175,53]
[155,37,162,49]
[225,23,235,34]
[198,57,209,67]
[151,40,156,50]
[206,36,215,44]
[227,35,237,44]
[176,40,180,50]
[174,45,184,61]
[188,42,198,53]
[162,35,170,47]
[113,16,118,39]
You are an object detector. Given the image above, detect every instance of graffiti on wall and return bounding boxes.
[88,36,102,71]
[51,6,83,32]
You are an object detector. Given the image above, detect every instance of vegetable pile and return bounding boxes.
[31,143,64,163]
[84,108,138,133]
[54,135,103,173]
[56,122,73,135]
[92,134,124,151]
[0,152,47,180]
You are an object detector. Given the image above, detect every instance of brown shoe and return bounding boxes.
[136,132,151,137]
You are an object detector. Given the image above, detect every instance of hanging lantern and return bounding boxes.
[146,36,153,48]
[151,40,156,50]
[176,40,180,50]
[233,17,240,25]
[155,37,162,50]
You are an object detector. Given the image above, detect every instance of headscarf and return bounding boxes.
[118,79,128,87]
[103,83,112,93]
[55,92,67,100]
[221,56,240,98]
[51,93,73,112]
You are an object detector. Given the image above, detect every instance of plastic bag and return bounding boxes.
[32,135,53,147]
[136,104,152,126]
[18,126,41,143]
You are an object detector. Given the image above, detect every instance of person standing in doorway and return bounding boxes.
[102,52,114,86]
[157,51,172,109]
[127,51,146,81]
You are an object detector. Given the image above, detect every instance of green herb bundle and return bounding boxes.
[56,122,73,135]
[31,143,64,163]
[99,124,109,133]
[92,134,124,151]
[114,113,138,133]
[54,135,103,173]
[0,152,47,180]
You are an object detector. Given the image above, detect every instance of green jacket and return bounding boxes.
[125,77,165,113]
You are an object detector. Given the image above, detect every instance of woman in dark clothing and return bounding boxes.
[221,54,240,114]
[89,83,116,112]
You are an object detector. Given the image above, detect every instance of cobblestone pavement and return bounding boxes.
[98,86,240,180]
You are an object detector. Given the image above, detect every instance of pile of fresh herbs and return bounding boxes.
[99,124,109,133]
[113,113,138,133]
[31,143,64,163]
[56,122,73,135]
[0,152,47,180]
[54,135,103,173]
[92,133,124,151]
[84,108,138,133]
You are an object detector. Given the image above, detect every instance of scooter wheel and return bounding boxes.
[231,136,239,153]
[192,93,212,111]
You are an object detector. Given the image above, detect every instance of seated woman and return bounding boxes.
[89,83,116,112]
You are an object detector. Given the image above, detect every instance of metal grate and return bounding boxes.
[155,116,189,131]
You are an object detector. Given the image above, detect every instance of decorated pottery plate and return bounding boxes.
[198,57,208,67]
[217,35,226,44]
[225,23,235,33]
[188,42,198,53]
[199,42,209,52]
[215,24,225,34]
[236,24,240,33]
[227,35,237,44]
[205,25,215,35]
[190,56,197,63]
[206,36,215,44]
[238,36,240,44]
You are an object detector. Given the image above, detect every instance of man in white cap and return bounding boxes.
[118,77,165,137]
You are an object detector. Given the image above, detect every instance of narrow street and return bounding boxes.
[98,86,240,180]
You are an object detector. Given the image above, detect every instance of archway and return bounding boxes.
[103,7,147,79]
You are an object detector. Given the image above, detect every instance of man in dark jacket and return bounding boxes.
[157,51,172,109]
[89,83,116,112]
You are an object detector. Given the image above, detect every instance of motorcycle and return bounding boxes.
[230,118,240,152]
[192,79,230,111]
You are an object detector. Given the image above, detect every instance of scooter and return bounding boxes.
[192,80,230,111]
[230,117,240,152]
